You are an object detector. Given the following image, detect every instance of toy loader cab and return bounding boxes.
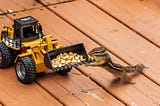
[0,16,89,84]
[13,16,43,42]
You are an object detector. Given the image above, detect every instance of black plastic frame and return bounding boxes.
[44,43,89,72]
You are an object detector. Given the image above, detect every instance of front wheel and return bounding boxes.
[15,56,36,84]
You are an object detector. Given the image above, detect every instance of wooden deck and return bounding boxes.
[0,0,160,105]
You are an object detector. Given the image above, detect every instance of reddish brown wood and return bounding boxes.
[0,67,62,106]
[128,0,160,14]
[40,0,76,5]
[0,0,40,13]
[0,15,13,27]
[0,0,160,105]
[49,0,160,85]
[12,0,41,9]
[88,0,160,48]
[6,3,160,105]
[140,0,160,13]
[40,0,60,5]
[7,8,125,106]
[45,0,160,105]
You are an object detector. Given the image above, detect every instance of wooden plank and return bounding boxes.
[88,0,160,48]
[42,0,160,105]
[13,0,41,9]
[49,0,160,85]
[38,69,125,106]
[0,67,62,106]
[0,15,12,27]
[7,6,159,105]
[7,8,125,106]
[138,0,160,13]
[0,0,40,13]
[40,0,76,5]
[38,0,60,5]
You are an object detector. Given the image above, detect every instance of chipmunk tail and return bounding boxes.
[125,64,147,73]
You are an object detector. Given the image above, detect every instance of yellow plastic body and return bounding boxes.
[1,26,61,73]
[2,26,14,39]
[0,26,20,50]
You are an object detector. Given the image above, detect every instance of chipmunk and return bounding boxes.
[87,47,146,84]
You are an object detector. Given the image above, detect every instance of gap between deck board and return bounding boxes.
[40,1,160,105]
[5,8,126,106]
[35,81,65,105]
[37,0,132,67]
[87,0,160,49]
[0,1,125,105]
[27,2,130,105]
[85,0,160,87]
[86,0,160,87]
[74,67,128,106]
[3,16,75,106]
[9,2,160,105]
[35,0,77,6]
[2,0,160,105]
[46,0,160,87]
[0,17,63,106]
[0,0,76,15]
[34,2,158,104]
[87,0,160,50]
[6,9,125,106]
[42,0,155,83]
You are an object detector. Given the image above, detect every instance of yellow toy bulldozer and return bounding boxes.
[0,16,89,84]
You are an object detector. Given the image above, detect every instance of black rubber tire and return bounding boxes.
[56,68,72,75]
[15,56,36,84]
[0,42,13,68]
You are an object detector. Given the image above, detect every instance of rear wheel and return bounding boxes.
[0,42,13,68]
[15,56,36,84]
[56,68,72,75]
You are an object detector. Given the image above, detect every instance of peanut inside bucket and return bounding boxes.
[51,52,86,68]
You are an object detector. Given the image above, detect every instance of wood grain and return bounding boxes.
[0,67,62,106]
[88,0,160,48]
[7,3,160,105]
[7,8,125,106]
[0,0,160,105]
[49,0,160,85]
[39,0,76,5]
[139,0,160,13]
[38,0,61,5]
[45,0,160,105]
[0,0,40,13]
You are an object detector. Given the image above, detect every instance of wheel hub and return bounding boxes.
[16,62,26,80]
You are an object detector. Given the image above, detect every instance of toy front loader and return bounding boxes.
[0,16,89,84]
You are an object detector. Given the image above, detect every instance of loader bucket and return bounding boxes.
[44,43,89,72]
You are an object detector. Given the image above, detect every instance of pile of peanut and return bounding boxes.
[52,52,86,68]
